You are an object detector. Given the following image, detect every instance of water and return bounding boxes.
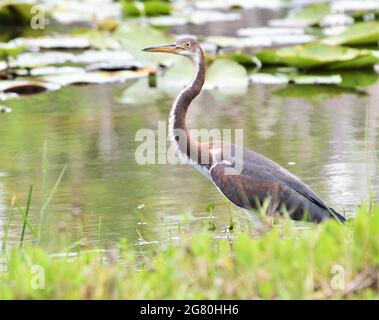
[0,7,378,251]
[0,78,378,249]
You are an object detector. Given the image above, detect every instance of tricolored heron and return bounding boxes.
[143,38,345,223]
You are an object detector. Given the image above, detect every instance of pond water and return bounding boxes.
[0,8,378,251]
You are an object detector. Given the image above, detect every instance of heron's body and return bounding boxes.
[144,38,345,223]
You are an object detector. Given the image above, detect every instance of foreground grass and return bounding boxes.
[0,204,378,299]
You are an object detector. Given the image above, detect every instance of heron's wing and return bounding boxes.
[210,162,331,222]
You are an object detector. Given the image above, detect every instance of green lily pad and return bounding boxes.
[114,23,178,67]
[145,1,172,17]
[220,52,259,68]
[160,58,248,95]
[117,78,167,105]
[122,1,142,17]
[322,21,379,45]
[334,71,379,89]
[255,42,379,70]
[270,3,330,27]
[205,59,248,92]
[159,59,193,95]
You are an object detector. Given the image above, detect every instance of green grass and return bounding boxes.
[0,204,378,299]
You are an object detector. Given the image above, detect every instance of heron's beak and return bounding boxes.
[142,44,178,54]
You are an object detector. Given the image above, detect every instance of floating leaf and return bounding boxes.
[145,1,172,17]
[159,59,193,94]
[190,10,240,24]
[205,59,248,95]
[24,36,91,50]
[71,50,134,64]
[335,71,379,89]
[117,78,166,105]
[10,51,75,68]
[43,70,148,86]
[256,42,379,69]
[51,0,121,25]
[195,0,283,10]
[291,74,342,85]
[153,58,248,97]
[220,52,258,67]
[28,66,86,77]
[323,21,379,45]
[147,15,187,26]
[114,23,178,66]
[0,80,60,96]
[270,3,330,27]
[250,72,342,85]
[86,61,143,72]
[250,73,289,84]
[205,36,253,49]
[0,39,26,61]
[122,1,142,17]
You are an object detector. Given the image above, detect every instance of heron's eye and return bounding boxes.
[185,42,191,48]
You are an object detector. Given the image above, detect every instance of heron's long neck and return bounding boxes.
[168,51,205,163]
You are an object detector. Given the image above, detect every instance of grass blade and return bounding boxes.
[19,185,34,248]
[38,164,67,239]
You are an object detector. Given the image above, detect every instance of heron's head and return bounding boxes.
[142,37,202,58]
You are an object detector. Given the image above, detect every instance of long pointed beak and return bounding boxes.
[142,44,177,53]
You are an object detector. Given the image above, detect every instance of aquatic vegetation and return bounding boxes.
[0,204,378,299]
[256,43,379,70]
[323,21,379,46]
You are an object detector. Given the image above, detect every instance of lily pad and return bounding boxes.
[51,0,122,25]
[156,58,248,96]
[194,0,283,10]
[205,36,254,49]
[159,59,193,94]
[114,23,178,66]
[190,10,241,25]
[144,1,172,17]
[71,50,135,64]
[28,66,86,77]
[0,80,60,96]
[10,51,75,68]
[291,74,342,85]
[205,59,248,93]
[269,3,330,27]
[43,70,148,86]
[333,71,379,89]
[117,78,166,105]
[219,52,259,68]
[0,39,26,61]
[250,73,289,84]
[255,42,379,69]
[24,36,91,50]
[250,73,342,85]
[322,21,379,45]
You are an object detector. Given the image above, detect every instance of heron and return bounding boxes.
[143,37,345,224]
